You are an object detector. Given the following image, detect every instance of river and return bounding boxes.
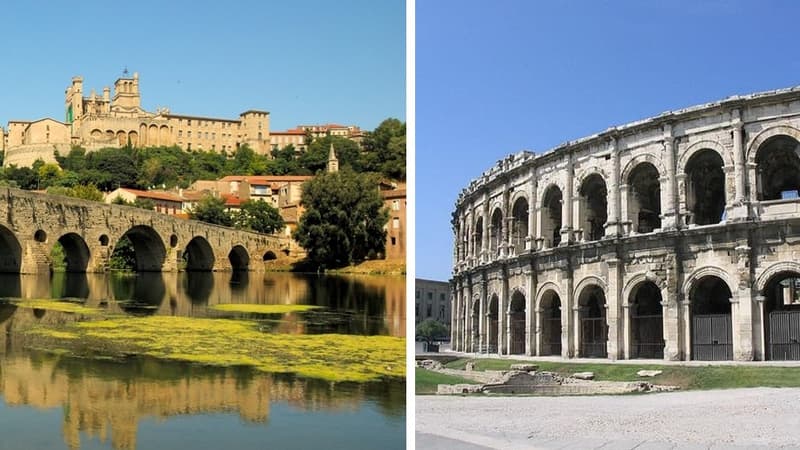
[0,272,406,450]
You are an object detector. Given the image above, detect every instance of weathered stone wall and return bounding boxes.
[0,187,293,273]
[452,86,800,362]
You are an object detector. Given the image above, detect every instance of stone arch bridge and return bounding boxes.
[0,188,294,273]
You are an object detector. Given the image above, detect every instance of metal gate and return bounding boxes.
[768,310,800,360]
[580,317,607,357]
[541,317,562,355]
[692,314,732,360]
[631,314,664,359]
[487,318,498,353]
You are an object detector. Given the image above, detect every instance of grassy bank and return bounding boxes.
[416,368,476,394]
[415,357,800,392]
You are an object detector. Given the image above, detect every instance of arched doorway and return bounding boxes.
[509,291,526,355]
[685,149,726,225]
[629,281,664,358]
[690,275,733,360]
[540,290,562,356]
[755,135,800,201]
[487,294,499,353]
[183,236,215,271]
[628,163,661,233]
[578,285,607,357]
[763,272,800,360]
[578,174,607,241]
[511,197,528,255]
[541,186,562,247]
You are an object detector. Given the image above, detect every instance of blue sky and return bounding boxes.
[0,0,404,131]
[416,0,800,281]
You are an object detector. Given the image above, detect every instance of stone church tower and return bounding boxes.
[327,143,339,173]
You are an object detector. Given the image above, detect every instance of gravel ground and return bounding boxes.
[416,388,800,449]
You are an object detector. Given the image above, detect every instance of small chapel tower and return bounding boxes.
[327,143,339,173]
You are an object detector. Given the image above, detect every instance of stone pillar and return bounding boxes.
[535,307,543,355]
[478,286,485,353]
[662,299,680,361]
[730,111,749,221]
[606,258,622,360]
[675,173,688,228]
[500,274,509,354]
[606,137,622,236]
[500,189,510,258]
[662,128,678,230]
[681,300,692,360]
[734,244,754,361]
[619,184,631,235]
[755,294,766,360]
[482,196,490,262]
[622,303,631,359]
[563,274,574,358]
[506,216,516,257]
[526,273,535,355]
[535,207,545,247]
[527,172,537,251]
[561,155,573,245]
[450,282,458,346]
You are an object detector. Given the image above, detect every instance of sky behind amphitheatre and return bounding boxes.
[0,0,405,131]
[416,0,800,281]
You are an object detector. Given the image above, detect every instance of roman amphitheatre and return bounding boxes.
[451,86,800,362]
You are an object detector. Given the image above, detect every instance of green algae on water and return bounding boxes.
[209,304,321,314]
[27,315,404,383]
[6,298,100,315]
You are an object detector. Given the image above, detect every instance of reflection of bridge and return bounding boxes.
[0,188,293,273]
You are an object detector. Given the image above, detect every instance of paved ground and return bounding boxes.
[416,388,800,449]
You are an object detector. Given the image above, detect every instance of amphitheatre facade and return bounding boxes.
[451,86,800,361]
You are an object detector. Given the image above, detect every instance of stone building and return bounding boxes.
[416,278,451,332]
[3,72,272,167]
[382,181,406,260]
[451,86,800,361]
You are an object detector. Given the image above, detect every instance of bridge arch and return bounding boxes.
[116,225,166,272]
[54,233,91,272]
[0,226,21,273]
[183,236,215,271]
[228,245,250,271]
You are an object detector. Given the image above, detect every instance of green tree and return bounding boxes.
[293,170,388,268]
[190,195,233,226]
[234,200,284,234]
[2,165,38,189]
[299,136,361,173]
[360,118,406,180]
[109,236,136,271]
[48,184,104,201]
[415,318,449,349]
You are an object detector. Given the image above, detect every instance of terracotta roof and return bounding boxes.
[219,175,312,183]
[221,193,243,207]
[271,129,306,135]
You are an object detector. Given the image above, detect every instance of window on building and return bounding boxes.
[439,305,445,320]
[188,120,192,126]
[205,132,208,140]
[427,292,433,300]
[188,131,191,138]
[178,130,182,138]
[391,237,396,245]
[187,143,191,150]
[426,305,432,317]
[212,132,216,139]
[416,290,420,299]
[416,304,419,316]
[392,200,400,211]
[392,217,400,229]
[440,293,445,301]
[212,145,215,151]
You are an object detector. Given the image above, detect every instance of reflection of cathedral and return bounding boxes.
[0,353,377,450]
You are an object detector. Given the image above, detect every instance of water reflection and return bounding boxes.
[0,272,405,337]
[0,350,404,450]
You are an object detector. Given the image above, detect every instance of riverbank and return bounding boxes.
[264,257,406,275]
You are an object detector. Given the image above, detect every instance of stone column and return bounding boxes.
[606,136,622,236]
[561,154,573,245]
[482,196,490,262]
[681,300,692,359]
[535,307,543,355]
[526,273,535,355]
[606,257,622,360]
[662,127,678,230]
[619,184,631,235]
[563,274,574,358]
[506,216,516,257]
[450,282,458,347]
[755,294,766,360]
[478,287,485,352]
[500,189,510,258]
[622,303,631,359]
[662,299,680,361]
[499,274,509,354]
[734,244,754,360]
[527,171,537,251]
[676,173,688,228]
[730,111,749,221]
